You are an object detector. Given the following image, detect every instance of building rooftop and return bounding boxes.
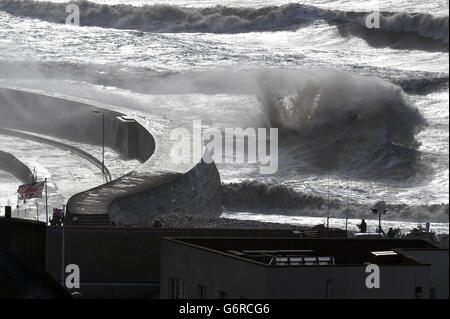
[164,237,443,267]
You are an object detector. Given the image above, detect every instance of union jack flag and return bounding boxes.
[17,181,45,200]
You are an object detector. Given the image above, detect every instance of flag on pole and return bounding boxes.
[17,181,45,200]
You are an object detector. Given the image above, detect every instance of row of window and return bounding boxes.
[169,277,228,299]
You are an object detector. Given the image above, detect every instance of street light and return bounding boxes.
[372,208,388,235]
[92,110,105,177]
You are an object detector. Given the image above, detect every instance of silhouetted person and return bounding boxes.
[50,212,62,226]
[387,227,395,238]
[358,219,367,233]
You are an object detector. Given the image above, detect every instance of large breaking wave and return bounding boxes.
[255,69,427,174]
[0,1,448,49]
[127,67,428,176]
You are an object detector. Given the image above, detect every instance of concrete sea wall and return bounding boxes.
[0,87,154,162]
[0,86,222,225]
[109,159,222,226]
[0,149,33,184]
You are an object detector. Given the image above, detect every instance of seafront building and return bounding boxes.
[1,214,448,299]
[161,237,448,299]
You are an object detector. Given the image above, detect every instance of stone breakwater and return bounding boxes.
[145,213,310,230]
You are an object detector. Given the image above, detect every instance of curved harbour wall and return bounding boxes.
[0,86,222,225]
[109,159,222,226]
[0,87,154,163]
[0,150,33,184]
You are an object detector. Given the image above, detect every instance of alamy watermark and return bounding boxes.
[170,120,278,175]
[66,4,80,26]
[365,264,380,289]
[65,263,80,289]
[365,11,380,29]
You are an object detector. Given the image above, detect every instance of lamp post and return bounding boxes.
[326,176,330,229]
[372,208,388,235]
[92,111,105,178]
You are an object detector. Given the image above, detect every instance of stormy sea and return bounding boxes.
[0,0,448,234]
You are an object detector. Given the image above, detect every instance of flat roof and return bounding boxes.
[163,237,443,267]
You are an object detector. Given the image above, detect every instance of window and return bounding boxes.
[169,277,184,299]
[198,285,207,299]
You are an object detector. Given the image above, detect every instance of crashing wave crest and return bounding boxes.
[0,0,448,45]
[332,10,449,44]
[255,69,427,172]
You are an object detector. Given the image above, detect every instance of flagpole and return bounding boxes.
[45,178,48,225]
[61,204,65,287]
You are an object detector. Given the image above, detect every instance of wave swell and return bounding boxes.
[331,10,449,44]
[222,180,449,222]
[0,1,448,47]
[0,0,309,32]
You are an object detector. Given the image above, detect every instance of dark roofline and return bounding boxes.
[46,225,301,232]
[163,236,442,248]
[398,247,448,251]
[162,237,435,268]
[0,216,46,226]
